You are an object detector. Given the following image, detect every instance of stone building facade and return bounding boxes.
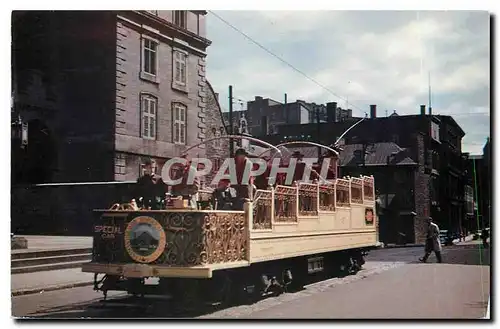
[12,10,213,184]
[111,11,212,181]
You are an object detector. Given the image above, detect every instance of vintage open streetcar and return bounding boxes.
[82,135,379,305]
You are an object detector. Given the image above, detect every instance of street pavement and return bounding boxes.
[12,241,490,319]
[11,268,95,296]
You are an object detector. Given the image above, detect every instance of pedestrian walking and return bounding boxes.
[419,217,443,263]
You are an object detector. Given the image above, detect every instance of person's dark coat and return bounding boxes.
[135,173,168,209]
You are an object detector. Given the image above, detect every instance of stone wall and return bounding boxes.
[413,132,431,244]
[11,182,136,236]
[203,81,230,187]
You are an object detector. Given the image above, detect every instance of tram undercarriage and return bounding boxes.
[91,247,371,306]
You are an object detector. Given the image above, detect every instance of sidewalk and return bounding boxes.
[11,236,94,297]
[453,234,475,245]
[11,268,95,297]
[381,234,475,249]
[12,235,92,254]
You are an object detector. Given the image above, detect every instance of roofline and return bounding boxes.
[434,115,466,136]
[340,162,418,167]
[206,80,229,134]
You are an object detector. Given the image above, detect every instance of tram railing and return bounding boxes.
[319,184,336,212]
[252,189,273,230]
[274,185,298,222]
[335,179,351,208]
[250,175,376,231]
[298,182,318,216]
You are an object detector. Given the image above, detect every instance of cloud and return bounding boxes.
[206,10,490,155]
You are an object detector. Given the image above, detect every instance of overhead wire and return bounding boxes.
[208,10,369,117]
[209,11,490,151]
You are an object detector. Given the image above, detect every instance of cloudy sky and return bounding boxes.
[205,11,490,155]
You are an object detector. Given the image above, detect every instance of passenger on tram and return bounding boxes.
[290,150,307,183]
[134,158,168,210]
[212,178,236,210]
[170,156,200,209]
[314,150,338,182]
[253,155,274,190]
[232,148,255,209]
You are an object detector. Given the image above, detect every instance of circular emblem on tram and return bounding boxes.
[365,209,374,224]
[124,216,166,263]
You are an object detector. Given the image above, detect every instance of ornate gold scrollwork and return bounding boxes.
[202,212,248,264]
[109,203,136,211]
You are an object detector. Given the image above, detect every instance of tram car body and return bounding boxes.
[82,173,379,302]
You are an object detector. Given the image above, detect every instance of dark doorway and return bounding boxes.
[20,119,56,184]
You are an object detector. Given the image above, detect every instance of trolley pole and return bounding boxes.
[229,85,234,157]
[284,93,288,124]
[316,106,321,159]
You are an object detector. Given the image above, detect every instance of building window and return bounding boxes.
[196,13,200,35]
[173,10,187,29]
[141,95,157,140]
[392,134,399,144]
[115,153,126,175]
[173,50,187,86]
[212,128,222,148]
[432,151,440,170]
[173,103,187,144]
[142,38,158,76]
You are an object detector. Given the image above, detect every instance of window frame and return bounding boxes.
[141,35,159,82]
[115,153,126,175]
[173,10,187,29]
[172,102,187,145]
[141,94,158,140]
[212,127,222,148]
[172,48,188,91]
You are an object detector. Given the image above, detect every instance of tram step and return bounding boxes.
[11,253,91,268]
[11,248,93,260]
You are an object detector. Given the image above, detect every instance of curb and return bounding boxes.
[381,244,424,249]
[12,281,94,297]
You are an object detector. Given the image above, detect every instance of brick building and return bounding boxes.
[280,142,419,244]
[261,104,469,244]
[221,97,354,137]
[464,137,492,231]
[11,10,214,184]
